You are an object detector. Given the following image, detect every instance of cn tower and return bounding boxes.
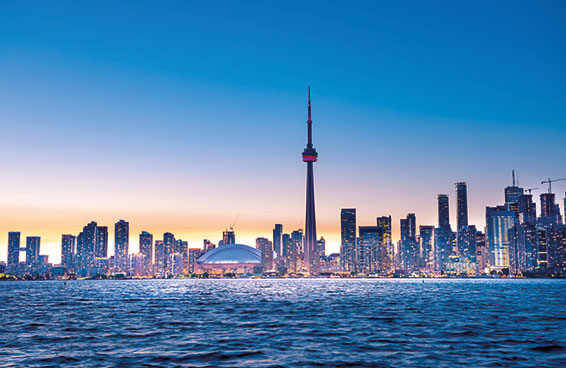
[302,86,319,276]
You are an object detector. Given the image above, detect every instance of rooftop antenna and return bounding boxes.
[512,170,516,187]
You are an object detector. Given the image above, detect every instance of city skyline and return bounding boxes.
[1,1,565,263]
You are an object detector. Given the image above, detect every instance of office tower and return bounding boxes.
[187,248,201,273]
[540,193,562,225]
[547,226,566,271]
[7,232,21,267]
[302,87,319,276]
[505,172,524,215]
[435,195,454,272]
[358,226,385,275]
[340,208,356,272]
[536,227,548,269]
[163,232,176,273]
[222,229,235,245]
[438,194,450,228]
[475,231,488,272]
[376,216,393,272]
[170,253,184,275]
[486,206,516,269]
[457,225,477,263]
[129,253,146,276]
[273,224,283,258]
[256,237,273,271]
[26,236,40,267]
[95,226,108,258]
[400,214,418,273]
[176,240,188,271]
[61,234,76,268]
[519,192,537,224]
[419,226,434,272]
[153,240,164,275]
[203,239,216,253]
[291,230,304,254]
[114,220,129,272]
[282,233,294,271]
[317,237,326,257]
[456,182,468,230]
[77,221,97,270]
[139,231,153,275]
[509,223,537,275]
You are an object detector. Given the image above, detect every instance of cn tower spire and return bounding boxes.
[302,85,318,276]
[308,85,311,122]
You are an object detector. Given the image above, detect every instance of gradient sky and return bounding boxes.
[1,1,565,263]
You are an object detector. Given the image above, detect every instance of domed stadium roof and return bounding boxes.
[197,244,261,264]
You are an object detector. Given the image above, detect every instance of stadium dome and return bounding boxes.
[197,244,261,265]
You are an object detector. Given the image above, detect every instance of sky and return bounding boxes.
[1,1,565,263]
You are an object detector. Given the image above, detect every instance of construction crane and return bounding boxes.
[524,187,539,195]
[229,214,240,231]
[541,178,566,194]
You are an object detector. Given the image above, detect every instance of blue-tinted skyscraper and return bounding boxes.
[139,231,153,274]
[456,182,468,231]
[273,224,283,259]
[7,232,21,268]
[95,226,108,258]
[114,220,129,272]
[435,194,454,272]
[419,225,434,271]
[340,208,356,273]
[61,234,76,269]
[26,236,40,267]
[486,206,516,269]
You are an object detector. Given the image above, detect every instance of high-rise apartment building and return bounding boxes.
[114,220,129,272]
[256,237,273,271]
[273,224,283,259]
[7,232,21,267]
[61,234,76,268]
[456,182,468,231]
[340,208,356,273]
[139,231,153,275]
[95,226,108,258]
[26,236,41,267]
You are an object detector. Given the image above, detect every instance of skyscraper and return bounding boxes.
[95,226,108,258]
[302,86,319,276]
[358,226,384,274]
[61,234,76,269]
[540,193,562,225]
[376,216,393,272]
[77,221,97,270]
[340,208,356,273]
[456,182,468,230]
[114,220,129,272]
[486,206,516,269]
[256,237,273,271]
[273,224,283,259]
[438,194,450,228]
[419,225,434,271]
[139,231,153,274]
[400,214,418,273]
[7,232,21,267]
[435,194,454,272]
[317,237,326,257]
[222,229,235,245]
[26,236,40,267]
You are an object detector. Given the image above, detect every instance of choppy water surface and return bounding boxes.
[2,279,566,367]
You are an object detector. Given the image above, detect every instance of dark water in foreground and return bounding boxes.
[2,279,566,367]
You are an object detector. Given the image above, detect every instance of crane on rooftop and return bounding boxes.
[524,187,539,195]
[541,178,566,194]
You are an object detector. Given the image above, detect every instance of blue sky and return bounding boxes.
[0,1,565,261]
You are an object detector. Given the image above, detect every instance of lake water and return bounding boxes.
[1,279,565,367]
